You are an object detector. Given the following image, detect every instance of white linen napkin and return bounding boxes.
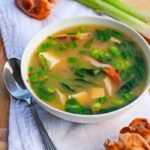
[0,0,150,150]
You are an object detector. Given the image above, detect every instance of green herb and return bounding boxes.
[60,83,76,93]
[71,67,87,78]
[117,77,139,94]
[109,45,120,56]
[68,41,78,48]
[29,66,34,73]
[114,99,124,106]
[35,85,54,101]
[123,91,134,101]
[71,67,100,77]
[121,50,133,59]
[112,58,126,70]
[95,29,112,41]
[41,43,53,49]
[118,40,133,50]
[47,88,55,94]
[39,54,49,71]
[87,68,100,76]
[79,50,87,55]
[99,106,119,113]
[65,98,92,114]
[68,57,78,63]
[29,71,47,82]
[98,97,108,103]
[91,49,102,58]
[111,30,124,39]
[91,102,102,113]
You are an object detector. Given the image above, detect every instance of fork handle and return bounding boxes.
[30,104,57,150]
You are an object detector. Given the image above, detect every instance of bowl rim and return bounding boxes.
[21,16,150,119]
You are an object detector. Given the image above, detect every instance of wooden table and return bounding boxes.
[0,0,150,150]
[0,37,10,150]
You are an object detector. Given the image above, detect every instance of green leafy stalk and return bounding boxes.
[77,0,150,39]
[103,0,150,23]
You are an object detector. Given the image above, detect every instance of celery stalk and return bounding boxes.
[77,0,150,39]
[103,0,150,23]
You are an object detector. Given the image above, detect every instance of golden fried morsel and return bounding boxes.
[15,0,57,19]
[104,118,150,150]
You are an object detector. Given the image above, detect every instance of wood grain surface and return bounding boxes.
[0,37,9,150]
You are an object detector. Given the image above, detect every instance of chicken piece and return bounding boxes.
[84,56,111,68]
[39,52,60,69]
[78,32,93,41]
[84,56,121,85]
[110,37,121,44]
[15,0,56,19]
[70,91,89,105]
[104,77,113,96]
[89,88,105,99]
[55,89,67,105]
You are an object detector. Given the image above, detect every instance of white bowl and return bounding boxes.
[21,17,150,123]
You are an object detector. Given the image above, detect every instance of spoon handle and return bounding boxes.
[30,103,57,150]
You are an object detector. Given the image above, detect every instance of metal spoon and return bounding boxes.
[3,58,57,150]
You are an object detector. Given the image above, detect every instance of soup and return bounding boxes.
[28,25,147,115]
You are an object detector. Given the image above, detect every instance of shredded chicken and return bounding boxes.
[84,56,121,85]
[104,118,150,150]
[15,0,57,19]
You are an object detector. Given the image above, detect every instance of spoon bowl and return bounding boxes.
[3,58,31,103]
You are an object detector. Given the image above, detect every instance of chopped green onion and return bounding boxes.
[98,96,108,103]
[91,49,102,58]
[123,91,134,101]
[121,50,133,59]
[41,43,53,49]
[109,45,120,56]
[68,57,78,63]
[114,99,124,106]
[68,41,78,48]
[79,50,87,55]
[29,66,34,73]
[47,88,55,94]
[91,102,102,112]
[95,29,112,41]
